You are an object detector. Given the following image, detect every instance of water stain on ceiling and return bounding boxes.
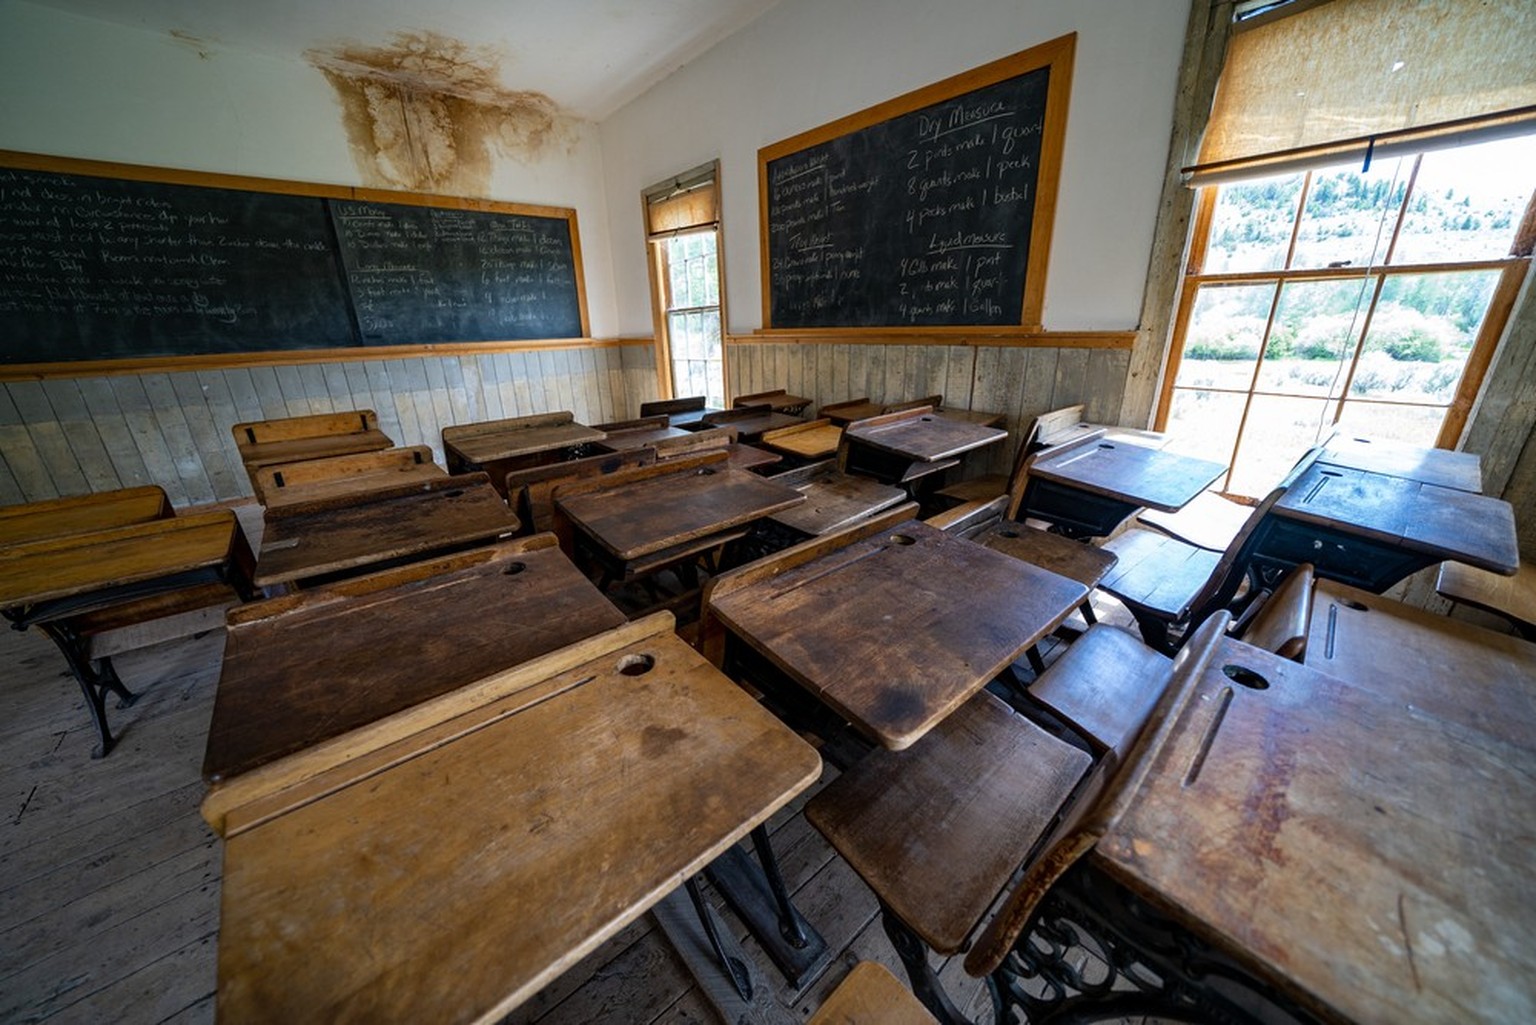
[306,31,577,195]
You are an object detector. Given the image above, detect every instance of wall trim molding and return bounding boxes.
[0,337,648,382]
[733,330,1133,349]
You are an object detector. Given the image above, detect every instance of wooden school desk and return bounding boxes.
[252,445,446,509]
[1304,578,1536,744]
[1256,461,1518,591]
[589,423,696,453]
[1019,436,1225,538]
[734,388,813,414]
[1093,634,1536,1025]
[705,518,1087,750]
[233,409,394,474]
[842,407,1006,488]
[0,484,172,544]
[759,418,844,462]
[553,458,804,587]
[766,460,907,537]
[1318,433,1483,492]
[819,398,885,426]
[441,411,607,473]
[696,405,806,442]
[208,613,822,1024]
[203,536,627,783]
[0,507,253,756]
[254,473,518,589]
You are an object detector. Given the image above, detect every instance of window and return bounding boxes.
[644,164,727,408]
[1158,134,1536,497]
[1154,0,1536,498]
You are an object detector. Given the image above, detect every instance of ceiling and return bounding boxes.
[24,0,783,120]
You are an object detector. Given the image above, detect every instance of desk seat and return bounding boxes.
[809,963,936,1025]
[1436,558,1536,640]
[807,691,1092,955]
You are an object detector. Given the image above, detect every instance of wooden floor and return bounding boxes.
[0,519,1144,1025]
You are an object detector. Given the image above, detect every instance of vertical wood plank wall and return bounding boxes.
[728,340,1132,477]
[0,345,659,507]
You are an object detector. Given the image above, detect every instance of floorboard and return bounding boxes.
[0,517,1144,1025]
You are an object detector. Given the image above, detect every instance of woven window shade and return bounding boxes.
[644,164,719,238]
[1187,0,1536,185]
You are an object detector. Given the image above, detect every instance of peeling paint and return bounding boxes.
[306,31,577,194]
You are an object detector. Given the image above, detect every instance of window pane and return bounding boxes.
[1352,270,1497,403]
[1203,172,1303,273]
[1255,277,1372,396]
[1163,388,1246,491]
[1174,283,1275,392]
[1290,159,1408,271]
[1335,401,1446,447]
[1393,135,1536,264]
[1227,394,1336,498]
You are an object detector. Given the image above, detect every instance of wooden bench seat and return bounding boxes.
[806,690,1093,956]
[73,581,241,660]
[1027,623,1171,760]
[1138,488,1253,552]
[1436,558,1536,640]
[809,963,936,1025]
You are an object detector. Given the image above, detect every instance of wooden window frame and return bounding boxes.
[642,163,728,402]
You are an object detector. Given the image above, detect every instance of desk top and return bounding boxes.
[255,474,518,587]
[443,413,606,465]
[726,443,784,472]
[213,614,821,1023]
[0,510,243,610]
[820,399,885,426]
[1319,434,1483,492]
[0,485,172,547]
[557,465,803,562]
[936,407,1007,428]
[699,407,806,441]
[206,537,625,782]
[1275,463,1519,575]
[769,467,906,536]
[760,419,844,460]
[592,425,695,452]
[709,519,1087,749]
[845,410,1006,463]
[1306,579,1536,751]
[1029,439,1225,512]
[1096,635,1536,1025]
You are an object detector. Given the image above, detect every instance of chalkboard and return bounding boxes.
[759,35,1074,331]
[332,199,583,345]
[0,155,588,366]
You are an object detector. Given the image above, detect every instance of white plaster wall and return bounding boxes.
[0,0,621,336]
[598,0,1191,335]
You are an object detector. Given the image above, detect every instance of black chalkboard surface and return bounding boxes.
[760,35,1074,331]
[332,199,583,345]
[0,156,588,366]
[0,166,353,362]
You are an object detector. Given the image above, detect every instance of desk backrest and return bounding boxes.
[640,395,707,417]
[1005,427,1105,521]
[592,415,670,434]
[1183,442,1325,633]
[883,394,944,415]
[440,411,575,445]
[961,610,1231,977]
[504,448,657,533]
[699,405,773,426]
[0,485,173,547]
[652,425,738,460]
[261,471,496,520]
[233,410,379,447]
[253,446,439,499]
[1031,404,1088,448]
[696,500,920,664]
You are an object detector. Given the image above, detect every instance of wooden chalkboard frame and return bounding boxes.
[0,150,591,376]
[757,33,1074,334]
